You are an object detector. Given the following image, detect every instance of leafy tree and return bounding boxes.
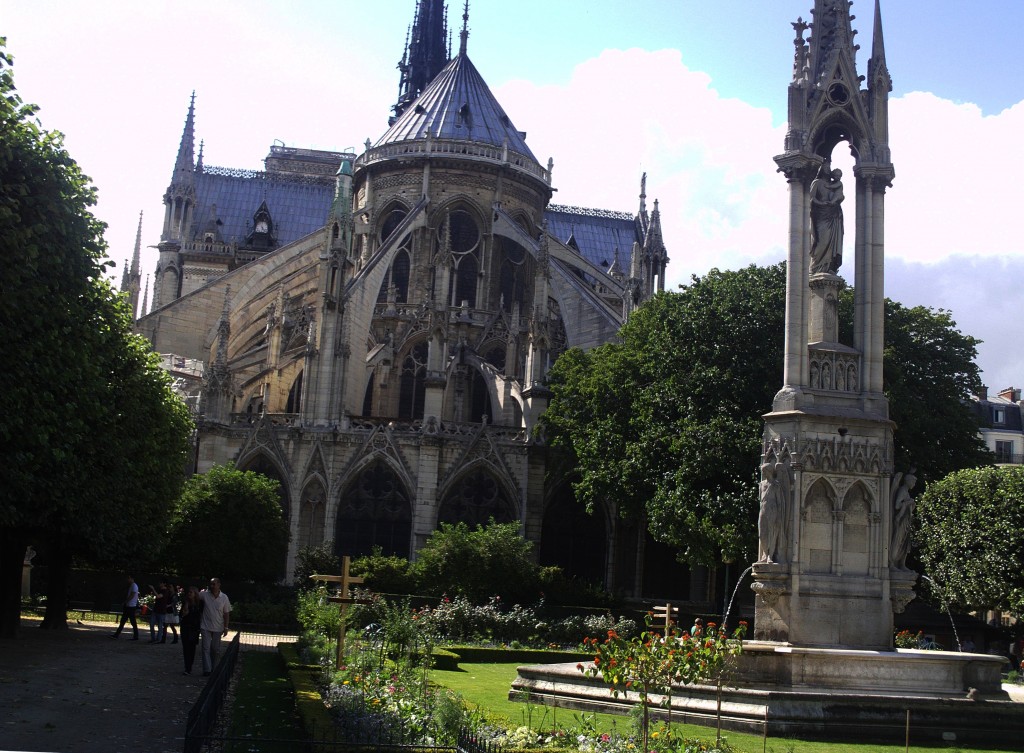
[544,263,989,567]
[411,520,541,604]
[168,465,289,583]
[544,265,787,565]
[878,301,991,482]
[0,41,193,635]
[294,539,342,589]
[915,466,1024,617]
[350,547,416,594]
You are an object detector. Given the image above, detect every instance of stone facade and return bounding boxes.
[134,1,679,595]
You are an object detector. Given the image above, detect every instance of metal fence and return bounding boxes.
[183,632,241,753]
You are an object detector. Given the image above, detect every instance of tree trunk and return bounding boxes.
[40,543,71,630]
[0,529,29,638]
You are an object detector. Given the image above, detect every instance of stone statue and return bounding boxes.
[809,164,845,274]
[890,468,917,570]
[758,459,791,564]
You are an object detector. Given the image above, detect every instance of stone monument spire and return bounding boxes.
[752,0,909,649]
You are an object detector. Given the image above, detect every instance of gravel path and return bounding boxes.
[1,618,218,753]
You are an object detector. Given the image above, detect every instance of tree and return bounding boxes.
[168,465,289,583]
[0,41,194,636]
[915,466,1024,617]
[410,520,541,604]
[543,263,990,566]
[838,294,990,484]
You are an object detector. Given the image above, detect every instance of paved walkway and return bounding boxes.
[0,617,296,753]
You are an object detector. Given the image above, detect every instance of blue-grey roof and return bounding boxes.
[375,54,536,161]
[544,205,642,271]
[190,167,335,246]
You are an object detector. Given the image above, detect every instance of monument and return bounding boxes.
[511,2,1023,743]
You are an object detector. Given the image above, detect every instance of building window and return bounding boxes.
[993,407,1006,425]
[995,440,1014,463]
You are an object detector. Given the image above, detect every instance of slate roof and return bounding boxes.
[375,53,536,161]
[544,205,642,272]
[189,167,335,247]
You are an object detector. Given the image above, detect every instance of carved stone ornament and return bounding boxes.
[751,581,786,608]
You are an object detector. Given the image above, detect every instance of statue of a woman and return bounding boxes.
[758,460,790,564]
[809,165,845,274]
[890,469,917,570]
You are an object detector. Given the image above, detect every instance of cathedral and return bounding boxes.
[130,0,684,597]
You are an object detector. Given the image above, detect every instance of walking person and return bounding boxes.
[179,586,203,674]
[162,582,179,644]
[147,585,165,643]
[199,578,231,676]
[110,575,140,640]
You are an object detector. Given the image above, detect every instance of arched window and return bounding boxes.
[398,341,428,420]
[467,368,492,424]
[239,454,290,523]
[380,206,408,243]
[286,371,303,413]
[378,249,411,304]
[499,238,530,313]
[440,210,480,308]
[438,468,515,526]
[298,481,327,549]
[540,488,606,583]
[336,462,411,558]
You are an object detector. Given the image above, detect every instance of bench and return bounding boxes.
[69,601,94,623]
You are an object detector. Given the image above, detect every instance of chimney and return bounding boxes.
[978,385,988,401]
[998,387,1017,401]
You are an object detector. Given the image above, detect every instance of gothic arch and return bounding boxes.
[539,482,608,584]
[437,462,518,527]
[334,460,413,559]
[800,477,836,574]
[297,476,328,550]
[377,199,413,242]
[442,354,498,425]
[840,481,873,576]
[397,339,429,420]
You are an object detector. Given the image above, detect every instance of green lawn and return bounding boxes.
[429,662,1020,753]
[224,652,305,753]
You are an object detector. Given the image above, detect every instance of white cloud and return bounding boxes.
[497,49,1024,386]
[496,49,789,287]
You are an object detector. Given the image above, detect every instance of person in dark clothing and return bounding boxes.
[179,586,203,674]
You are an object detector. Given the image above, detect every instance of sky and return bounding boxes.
[5,0,1024,392]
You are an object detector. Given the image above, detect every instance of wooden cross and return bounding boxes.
[310,555,371,669]
[652,602,679,638]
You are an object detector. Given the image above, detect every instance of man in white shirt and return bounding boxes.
[111,574,140,640]
[199,577,231,676]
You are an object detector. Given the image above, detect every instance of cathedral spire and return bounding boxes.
[392,0,450,121]
[122,210,144,318]
[141,275,149,318]
[459,0,470,57]
[171,92,197,185]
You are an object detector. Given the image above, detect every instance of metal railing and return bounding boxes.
[183,633,241,753]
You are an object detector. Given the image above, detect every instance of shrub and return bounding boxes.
[350,548,416,594]
[412,521,541,604]
[294,540,341,590]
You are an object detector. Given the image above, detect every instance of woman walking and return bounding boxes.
[179,586,204,675]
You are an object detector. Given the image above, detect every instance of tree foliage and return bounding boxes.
[0,40,194,635]
[169,465,289,583]
[915,466,1024,617]
[409,520,541,604]
[543,263,989,567]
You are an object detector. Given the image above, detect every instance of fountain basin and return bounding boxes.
[509,647,1022,745]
